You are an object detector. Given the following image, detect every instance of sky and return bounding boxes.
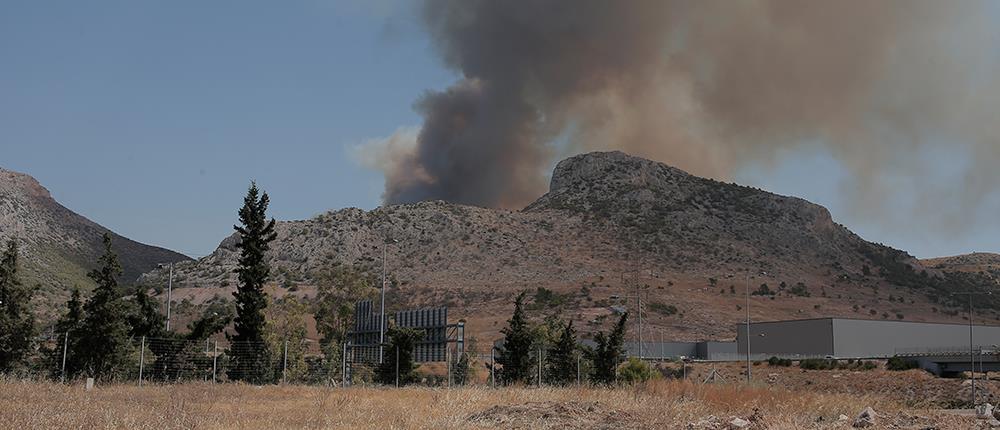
[1,1,996,259]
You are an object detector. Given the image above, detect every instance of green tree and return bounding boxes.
[265,296,309,383]
[375,326,421,386]
[452,337,477,386]
[496,291,536,385]
[546,320,578,385]
[74,233,131,380]
[227,182,277,384]
[0,240,35,372]
[128,287,164,338]
[589,312,628,385]
[48,287,84,378]
[312,263,376,379]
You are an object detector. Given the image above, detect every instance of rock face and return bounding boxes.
[141,152,991,340]
[0,168,190,317]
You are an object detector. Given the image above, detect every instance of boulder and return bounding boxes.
[853,407,876,428]
[978,403,996,420]
[728,417,750,429]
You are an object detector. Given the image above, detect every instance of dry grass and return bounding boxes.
[0,378,933,430]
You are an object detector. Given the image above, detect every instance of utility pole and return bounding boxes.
[637,287,642,359]
[165,263,174,331]
[379,246,386,364]
[746,271,750,382]
[953,290,992,406]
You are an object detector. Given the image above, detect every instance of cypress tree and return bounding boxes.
[55,287,84,336]
[546,320,578,385]
[128,287,164,338]
[590,312,628,385]
[74,233,131,380]
[227,181,277,384]
[0,240,35,372]
[49,287,84,378]
[496,291,535,385]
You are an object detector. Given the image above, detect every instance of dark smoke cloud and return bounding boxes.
[364,0,1000,227]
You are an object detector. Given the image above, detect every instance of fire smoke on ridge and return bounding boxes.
[363,0,1000,228]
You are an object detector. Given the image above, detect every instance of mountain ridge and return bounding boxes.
[0,167,191,320]
[139,151,1000,342]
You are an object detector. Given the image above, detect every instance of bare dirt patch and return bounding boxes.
[467,401,636,429]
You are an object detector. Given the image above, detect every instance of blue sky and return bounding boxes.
[1,1,996,259]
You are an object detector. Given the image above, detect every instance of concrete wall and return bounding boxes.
[832,319,1000,358]
[697,341,738,360]
[624,341,698,358]
[736,319,835,357]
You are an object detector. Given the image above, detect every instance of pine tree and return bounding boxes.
[589,312,628,385]
[375,326,421,385]
[496,291,535,385]
[227,181,277,384]
[0,240,35,372]
[546,320,578,385]
[74,233,131,380]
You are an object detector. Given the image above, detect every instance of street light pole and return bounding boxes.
[379,245,387,364]
[745,271,751,383]
[378,239,398,365]
[953,290,992,407]
[637,287,642,359]
[160,263,174,332]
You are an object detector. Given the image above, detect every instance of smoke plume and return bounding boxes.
[364,0,1000,228]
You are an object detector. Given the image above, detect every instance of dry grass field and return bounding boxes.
[0,377,980,429]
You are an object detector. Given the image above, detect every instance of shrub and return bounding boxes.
[886,356,920,371]
[618,357,659,384]
[788,283,811,297]
[649,302,678,316]
[767,356,793,367]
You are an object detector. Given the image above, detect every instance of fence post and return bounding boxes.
[282,339,288,384]
[446,348,451,388]
[537,348,542,388]
[342,343,348,387]
[212,341,218,384]
[60,332,68,383]
[490,347,495,388]
[577,354,581,386]
[395,346,400,388]
[139,336,145,386]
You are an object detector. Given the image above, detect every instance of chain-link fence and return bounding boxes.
[27,334,688,388]
[33,332,496,387]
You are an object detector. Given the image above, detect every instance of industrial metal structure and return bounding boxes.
[347,300,464,364]
[737,317,1000,359]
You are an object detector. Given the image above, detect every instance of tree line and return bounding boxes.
[0,181,642,386]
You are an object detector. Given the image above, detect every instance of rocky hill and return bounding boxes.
[0,168,190,319]
[140,152,998,342]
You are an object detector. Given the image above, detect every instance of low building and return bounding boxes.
[736,317,1000,359]
[618,341,737,360]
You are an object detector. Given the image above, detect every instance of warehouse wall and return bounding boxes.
[832,319,1000,358]
[736,318,835,357]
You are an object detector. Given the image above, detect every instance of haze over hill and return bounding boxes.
[0,167,190,319]
[141,152,999,342]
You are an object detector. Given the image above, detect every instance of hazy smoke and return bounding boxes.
[365,0,1000,224]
